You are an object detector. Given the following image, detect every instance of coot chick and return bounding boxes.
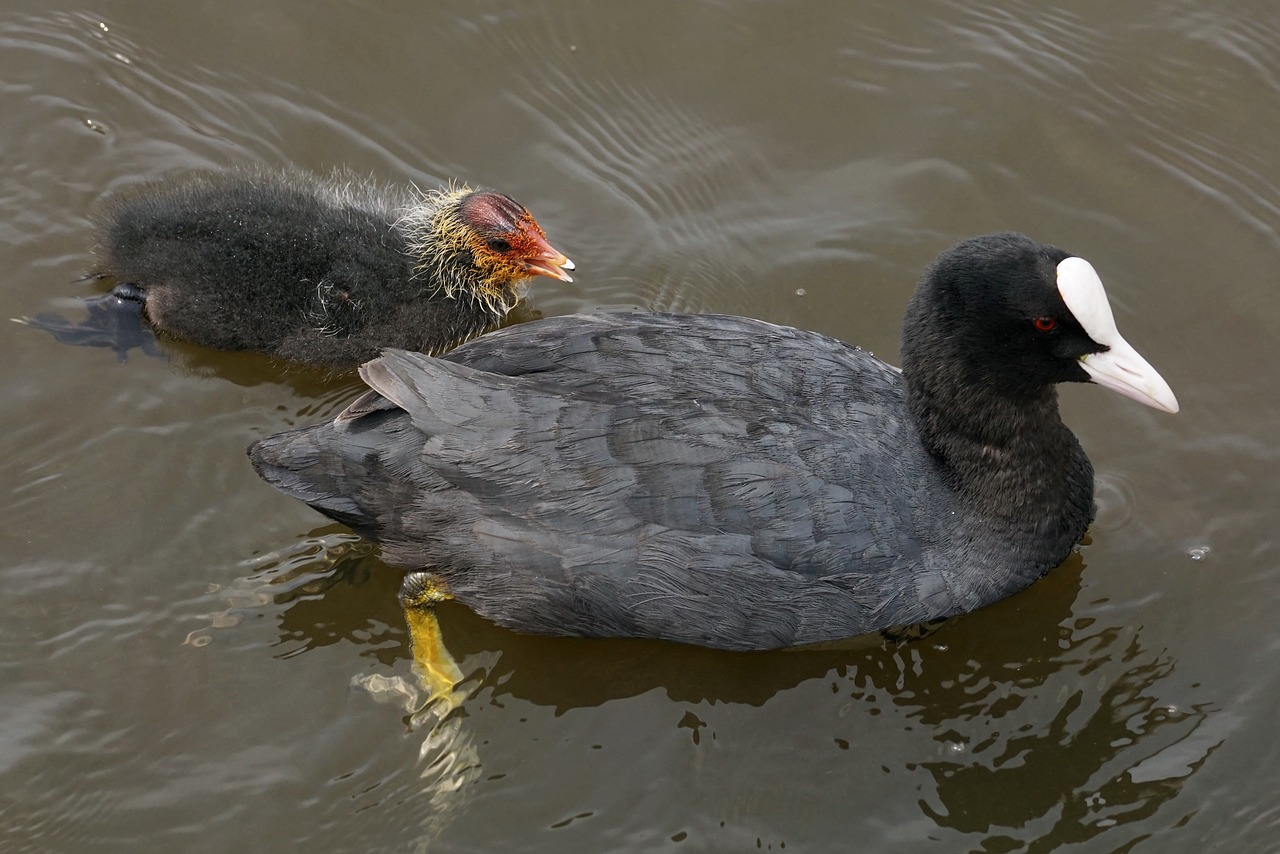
[249,233,1178,650]
[27,168,573,368]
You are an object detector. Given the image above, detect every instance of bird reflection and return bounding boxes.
[913,620,1213,843]
[198,530,1212,849]
[19,289,542,391]
[190,528,485,842]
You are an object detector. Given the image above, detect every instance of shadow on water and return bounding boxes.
[16,278,362,397]
[19,274,545,413]
[190,530,1217,849]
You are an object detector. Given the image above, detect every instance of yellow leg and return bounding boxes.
[400,573,466,709]
[396,576,484,821]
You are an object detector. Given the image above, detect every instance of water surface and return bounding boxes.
[2,1,1276,851]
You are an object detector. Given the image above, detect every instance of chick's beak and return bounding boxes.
[519,232,575,283]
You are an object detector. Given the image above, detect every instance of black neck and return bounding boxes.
[900,322,1096,575]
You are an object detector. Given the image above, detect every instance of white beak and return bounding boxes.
[1057,257,1180,414]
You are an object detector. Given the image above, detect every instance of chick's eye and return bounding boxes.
[487,237,513,253]
[1033,316,1057,332]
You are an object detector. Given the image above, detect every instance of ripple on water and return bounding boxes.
[1092,470,1137,534]
[943,2,1280,248]
[3,1,1276,851]
[441,5,904,322]
[0,9,465,221]
[517,65,790,312]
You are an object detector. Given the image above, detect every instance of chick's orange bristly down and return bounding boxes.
[404,186,574,314]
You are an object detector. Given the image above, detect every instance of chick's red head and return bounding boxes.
[458,190,574,290]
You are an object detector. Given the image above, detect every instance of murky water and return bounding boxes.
[2,1,1277,851]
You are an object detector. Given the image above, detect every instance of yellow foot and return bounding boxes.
[400,572,466,712]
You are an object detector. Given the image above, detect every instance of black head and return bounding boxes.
[903,232,1105,399]
[901,232,1178,412]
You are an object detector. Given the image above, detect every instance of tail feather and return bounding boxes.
[358,349,533,434]
[249,425,389,534]
[250,431,356,519]
[250,347,611,551]
[249,397,448,544]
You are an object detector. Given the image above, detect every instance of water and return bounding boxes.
[2,1,1277,851]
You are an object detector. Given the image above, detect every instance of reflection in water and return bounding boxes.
[184,529,378,656]
[917,647,1212,846]
[456,559,1207,848]
[23,270,546,398]
[827,556,1215,847]
[188,530,487,844]
[2,0,1273,848]
[196,531,1218,849]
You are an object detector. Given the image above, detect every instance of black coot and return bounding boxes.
[249,233,1178,650]
[23,168,573,368]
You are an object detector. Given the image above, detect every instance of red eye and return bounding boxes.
[1033,316,1057,332]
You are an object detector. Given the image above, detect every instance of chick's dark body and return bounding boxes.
[94,172,494,368]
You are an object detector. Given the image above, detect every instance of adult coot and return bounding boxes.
[249,233,1178,650]
[23,168,573,368]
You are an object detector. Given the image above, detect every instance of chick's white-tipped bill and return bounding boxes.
[1057,257,1179,414]
[519,230,575,282]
